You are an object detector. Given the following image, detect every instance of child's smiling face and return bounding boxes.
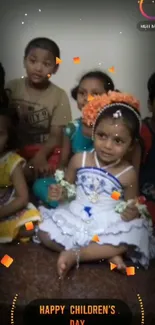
[77,78,106,111]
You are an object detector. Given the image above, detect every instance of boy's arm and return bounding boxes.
[38,89,71,157]
[5,79,16,105]
[30,90,72,174]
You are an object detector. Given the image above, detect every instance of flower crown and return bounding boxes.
[82,91,140,129]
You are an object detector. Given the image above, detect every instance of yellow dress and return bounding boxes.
[0,151,41,243]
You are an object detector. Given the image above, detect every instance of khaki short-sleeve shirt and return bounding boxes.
[6,78,72,146]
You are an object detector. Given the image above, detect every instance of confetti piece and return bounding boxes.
[110,262,117,270]
[47,73,51,78]
[73,57,80,64]
[25,221,34,231]
[108,66,115,73]
[126,266,136,276]
[87,94,94,101]
[56,57,62,64]
[111,191,121,200]
[92,235,100,242]
[1,254,13,268]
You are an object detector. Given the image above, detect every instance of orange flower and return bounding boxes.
[82,91,140,126]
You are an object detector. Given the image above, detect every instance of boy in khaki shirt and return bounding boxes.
[7,37,72,178]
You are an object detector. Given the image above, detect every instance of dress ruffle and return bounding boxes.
[39,167,155,268]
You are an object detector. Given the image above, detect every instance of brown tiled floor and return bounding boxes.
[0,242,155,325]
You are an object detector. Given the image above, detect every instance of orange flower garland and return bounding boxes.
[82,91,140,126]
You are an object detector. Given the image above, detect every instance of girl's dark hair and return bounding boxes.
[94,104,141,141]
[0,106,20,150]
[147,72,155,104]
[24,37,60,60]
[71,70,115,100]
[0,63,10,107]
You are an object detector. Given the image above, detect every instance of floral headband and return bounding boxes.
[82,91,141,138]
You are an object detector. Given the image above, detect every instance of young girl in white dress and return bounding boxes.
[38,91,155,277]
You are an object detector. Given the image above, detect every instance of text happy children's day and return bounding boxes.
[40,304,116,324]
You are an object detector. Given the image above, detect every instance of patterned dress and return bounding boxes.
[39,151,155,268]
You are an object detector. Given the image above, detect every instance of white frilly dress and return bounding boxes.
[39,151,155,268]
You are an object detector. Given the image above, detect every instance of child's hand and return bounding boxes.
[121,200,140,221]
[29,154,51,177]
[48,184,64,201]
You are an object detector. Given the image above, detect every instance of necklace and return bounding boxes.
[88,151,120,203]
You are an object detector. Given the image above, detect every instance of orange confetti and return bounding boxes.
[108,66,115,73]
[73,57,80,64]
[87,94,94,101]
[111,191,121,200]
[1,254,14,268]
[56,57,62,64]
[92,235,100,242]
[110,262,117,270]
[25,221,34,231]
[126,266,135,276]
[47,73,51,78]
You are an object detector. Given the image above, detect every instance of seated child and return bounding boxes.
[0,71,41,242]
[139,72,155,226]
[6,37,72,180]
[60,70,116,166]
[33,70,115,206]
[37,91,155,277]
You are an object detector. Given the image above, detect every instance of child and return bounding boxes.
[38,91,155,277]
[6,37,72,179]
[60,70,115,167]
[139,72,155,226]
[33,70,115,206]
[0,63,10,107]
[0,67,41,242]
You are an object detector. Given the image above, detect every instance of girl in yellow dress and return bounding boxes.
[0,63,41,243]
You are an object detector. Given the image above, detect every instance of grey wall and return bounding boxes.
[0,0,154,118]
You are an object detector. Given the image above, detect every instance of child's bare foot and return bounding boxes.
[109,255,126,274]
[57,250,77,278]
